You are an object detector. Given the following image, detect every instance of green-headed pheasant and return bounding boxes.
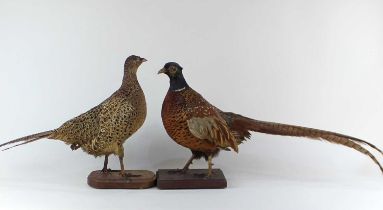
[0,55,147,176]
[158,62,383,177]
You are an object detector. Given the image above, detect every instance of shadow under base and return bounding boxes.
[156,169,227,189]
[87,170,156,189]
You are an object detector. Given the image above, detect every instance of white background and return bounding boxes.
[1,0,382,210]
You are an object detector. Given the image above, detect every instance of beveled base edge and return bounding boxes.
[156,169,227,189]
[87,170,156,189]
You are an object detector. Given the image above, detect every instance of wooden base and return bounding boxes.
[156,169,227,189]
[87,170,156,189]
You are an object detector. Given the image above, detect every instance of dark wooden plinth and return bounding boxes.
[87,170,156,189]
[156,169,227,189]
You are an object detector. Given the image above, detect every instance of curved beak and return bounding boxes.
[158,68,166,74]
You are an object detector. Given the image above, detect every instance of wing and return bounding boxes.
[90,97,135,152]
[187,116,239,152]
[179,88,239,152]
[51,105,103,143]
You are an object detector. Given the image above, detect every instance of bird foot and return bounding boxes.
[168,168,188,175]
[206,172,212,178]
[70,143,81,151]
[119,171,141,178]
[101,168,112,173]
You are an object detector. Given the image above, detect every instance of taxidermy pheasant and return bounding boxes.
[158,62,383,177]
[0,55,147,176]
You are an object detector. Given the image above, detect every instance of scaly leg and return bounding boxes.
[119,155,127,177]
[182,154,196,172]
[207,155,214,177]
[116,147,128,177]
[101,155,110,173]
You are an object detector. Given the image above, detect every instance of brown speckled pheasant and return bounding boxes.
[158,62,383,177]
[0,55,147,176]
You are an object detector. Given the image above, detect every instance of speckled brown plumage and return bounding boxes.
[0,55,147,176]
[158,62,383,176]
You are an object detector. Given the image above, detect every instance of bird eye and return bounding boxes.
[169,68,177,74]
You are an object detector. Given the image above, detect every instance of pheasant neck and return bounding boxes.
[120,69,138,90]
[169,74,189,92]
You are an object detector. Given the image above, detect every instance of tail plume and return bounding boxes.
[0,131,54,151]
[221,112,383,174]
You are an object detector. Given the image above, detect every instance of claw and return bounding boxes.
[119,171,140,178]
[180,168,188,174]
[168,168,188,175]
[120,171,128,177]
[119,171,130,177]
[101,168,111,173]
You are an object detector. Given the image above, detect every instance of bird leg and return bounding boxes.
[181,154,196,172]
[118,155,128,177]
[101,155,111,173]
[207,155,214,177]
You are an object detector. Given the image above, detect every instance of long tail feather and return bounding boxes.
[221,112,383,174]
[0,131,54,151]
[331,133,383,156]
